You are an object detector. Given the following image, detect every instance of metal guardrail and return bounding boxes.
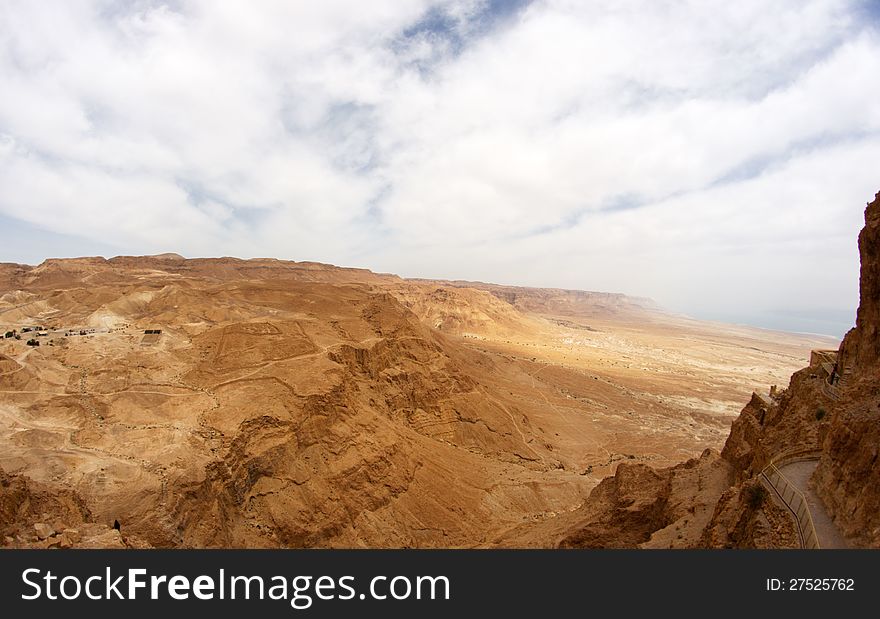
[821,379,839,401]
[819,363,852,401]
[759,450,822,549]
[766,447,821,466]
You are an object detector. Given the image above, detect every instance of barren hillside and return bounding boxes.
[0,249,836,548]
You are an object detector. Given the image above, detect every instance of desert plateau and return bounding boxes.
[4,191,878,550]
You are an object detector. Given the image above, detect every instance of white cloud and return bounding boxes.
[0,0,877,334]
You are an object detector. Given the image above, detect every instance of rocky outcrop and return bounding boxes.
[701,190,880,547]
[0,466,149,548]
[721,372,831,483]
[838,191,880,376]
[0,466,90,538]
[699,480,799,548]
[173,410,418,548]
[550,189,880,549]
[391,284,538,336]
[557,449,731,548]
[813,404,880,545]
[551,363,835,549]
[558,463,673,548]
[812,191,880,547]
[169,294,547,548]
[691,190,880,548]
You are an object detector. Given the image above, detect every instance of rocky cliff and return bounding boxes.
[838,192,880,375]
[813,190,880,546]
[547,189,880,549]
[557,450,734,548]
[0,466,149,548]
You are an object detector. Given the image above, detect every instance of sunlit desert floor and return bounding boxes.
[0,257,838,546]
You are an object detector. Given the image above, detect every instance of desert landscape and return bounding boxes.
[5,56,880,619]
[7,197,874,549]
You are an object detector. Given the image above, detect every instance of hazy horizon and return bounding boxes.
[2,1,878,339]
[0,224,855,339]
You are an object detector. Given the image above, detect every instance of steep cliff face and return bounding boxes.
[390,284,536,336]
[505,449,732,548]
[813,190,880,546]
[543,189,880,549]
[547,350,836,549]
[707,190,880,548]
[0,466,90,537]
[838,191,880,375]
[168,292,581,548]
[700,190,880,548]
[813,404,880,545]
[721,372,832,482]
[698,480,799,548]
[169,298,457,547]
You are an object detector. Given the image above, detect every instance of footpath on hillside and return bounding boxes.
[777,460,849,549]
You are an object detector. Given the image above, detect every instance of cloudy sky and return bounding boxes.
[1,0,878,336]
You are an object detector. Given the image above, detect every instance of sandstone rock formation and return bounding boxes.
[0,242,838,547]
[813,190,880,546]
[556,449,734,548]
[0,466,148,548]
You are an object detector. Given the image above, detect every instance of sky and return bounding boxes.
[1,0,879,337]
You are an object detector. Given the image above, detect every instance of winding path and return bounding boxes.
[776,460,849,549]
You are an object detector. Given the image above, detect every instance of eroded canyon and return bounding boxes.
[1,247,840,548]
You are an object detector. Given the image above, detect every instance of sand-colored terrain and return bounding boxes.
[0,255,836,547]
